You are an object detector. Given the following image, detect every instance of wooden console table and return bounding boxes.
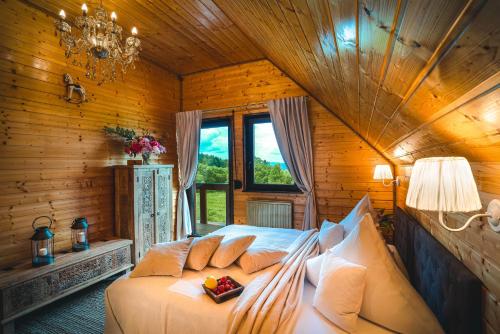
[0,239,132,334]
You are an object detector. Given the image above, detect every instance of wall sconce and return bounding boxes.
[405,157,500,232]
[373,164,400,186]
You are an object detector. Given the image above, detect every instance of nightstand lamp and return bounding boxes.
[373,164,400,186]
[405,157,500,232]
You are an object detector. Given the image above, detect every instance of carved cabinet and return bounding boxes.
[114,165,174,264]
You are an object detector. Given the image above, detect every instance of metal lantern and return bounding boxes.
[71,217,89,251]
[31,216,55,267]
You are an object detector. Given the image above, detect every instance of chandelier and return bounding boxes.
[55,2,141,84]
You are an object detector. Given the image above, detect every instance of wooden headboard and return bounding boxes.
[394,207,482,334]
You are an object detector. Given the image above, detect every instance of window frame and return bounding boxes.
[243,113,300,193]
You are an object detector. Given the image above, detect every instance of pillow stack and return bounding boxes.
[306,194,444,334]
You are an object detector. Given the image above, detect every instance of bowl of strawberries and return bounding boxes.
[202,276,244,304]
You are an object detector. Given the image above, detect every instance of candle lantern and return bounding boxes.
[71,217,89,251]
[31,216,55,267]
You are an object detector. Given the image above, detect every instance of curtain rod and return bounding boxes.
[200,96,309,114]
[201,102,267,114]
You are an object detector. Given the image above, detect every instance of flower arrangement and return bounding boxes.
[104,126,166,164]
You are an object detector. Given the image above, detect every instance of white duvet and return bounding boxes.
[105,225,390,334]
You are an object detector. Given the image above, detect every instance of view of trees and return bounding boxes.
[196,154,228,183]
[254,157,294,184]
[196,153,293,185]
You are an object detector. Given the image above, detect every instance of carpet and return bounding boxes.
[15,278,115,334]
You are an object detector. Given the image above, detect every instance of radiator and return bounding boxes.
[246,200,293,228]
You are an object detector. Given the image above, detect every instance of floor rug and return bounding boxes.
[15,278,115,334]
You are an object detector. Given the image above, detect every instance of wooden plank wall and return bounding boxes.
[396,164,500,333]
[182,60,393,229]
[0,0,180,268]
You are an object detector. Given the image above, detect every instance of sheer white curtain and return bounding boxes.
[175,110,202,239]
[268,96,317,230]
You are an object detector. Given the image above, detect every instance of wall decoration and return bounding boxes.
[63,73,87,103]
[104,126,166,164]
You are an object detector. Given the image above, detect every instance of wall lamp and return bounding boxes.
[373,164,400,186]
[405,157,500,232]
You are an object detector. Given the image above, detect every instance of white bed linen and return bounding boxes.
[104,225,391,334]
[105,225,302,334]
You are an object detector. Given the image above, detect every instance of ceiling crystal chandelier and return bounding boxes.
[55,2,141,84]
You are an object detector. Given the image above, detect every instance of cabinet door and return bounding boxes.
[135,169,155,262]
[155,168,172,243]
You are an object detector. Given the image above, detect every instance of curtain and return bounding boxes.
[176,110,202,239]
[268,96,317,230]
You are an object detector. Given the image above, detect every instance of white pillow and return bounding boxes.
[313,254,367,333]
[329,213,444,334]
[386,244,409,278]
[185,235,224,271]
[305,253,324,287]
[237,248,288,274]
[130,238,193,278]
[339,194,377,237]
[209,235,256,268]
[318,220,344,253]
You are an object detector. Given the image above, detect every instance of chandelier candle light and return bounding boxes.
[55,2,141,84]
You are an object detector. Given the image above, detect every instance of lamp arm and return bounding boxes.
[438,211,491,232]
[382,177,400,187]
[382,179,393,187]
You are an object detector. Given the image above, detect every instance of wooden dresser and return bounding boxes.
[0,239,132,334]
[114,165,174,264]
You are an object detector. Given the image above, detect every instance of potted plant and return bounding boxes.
[104,126,166,165]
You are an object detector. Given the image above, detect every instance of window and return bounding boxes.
[243,114,299,192]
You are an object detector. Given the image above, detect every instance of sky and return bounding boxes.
[199,124,285,164]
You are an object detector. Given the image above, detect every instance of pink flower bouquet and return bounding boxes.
[104,126,166,164]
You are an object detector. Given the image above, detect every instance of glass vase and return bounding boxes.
[142,152,150,165]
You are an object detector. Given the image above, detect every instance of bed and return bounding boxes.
[105,208,482,334]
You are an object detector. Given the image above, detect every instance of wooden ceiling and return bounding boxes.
[23,0,499,165]
[23,0,263,74]
[212,0,499,164]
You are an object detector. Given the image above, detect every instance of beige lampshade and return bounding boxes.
[373,164,393,180]
[406,157,482,212]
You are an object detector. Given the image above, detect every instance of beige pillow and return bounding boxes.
[313,254,367,333]
[185,235,224,271]
[329,213,444,334]
[130,238,193,278]
[318,220,344,253]
[209,235,256,269]
[387,244,409,278]
[305,253,324,287]
[237,248,288,274]
[339,194,378,237]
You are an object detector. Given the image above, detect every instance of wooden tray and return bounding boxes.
[202,276,244,304]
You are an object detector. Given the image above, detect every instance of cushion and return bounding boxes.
[387,244,409,278]
[237,248,288,274]
[209,235,256,268]
[305,253,324,287]
[185,235,224,271]
[329,213,444,334]
[130,238,193,278]
[318,220,344,253]
[313,254,367,333]
[339,194,377,237]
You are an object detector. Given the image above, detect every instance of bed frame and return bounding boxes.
[394,207,482,334]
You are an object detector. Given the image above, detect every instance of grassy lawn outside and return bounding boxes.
[196,190,226,223]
